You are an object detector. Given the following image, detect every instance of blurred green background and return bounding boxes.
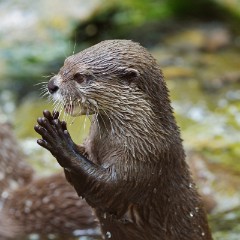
[0,0,240,239]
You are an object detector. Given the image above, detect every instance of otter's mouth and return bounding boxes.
[63,102,94,116]
[64,103,82,117]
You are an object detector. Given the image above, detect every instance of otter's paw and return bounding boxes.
[34,110,76,168]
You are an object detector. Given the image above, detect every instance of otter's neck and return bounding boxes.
[90,105,185,181]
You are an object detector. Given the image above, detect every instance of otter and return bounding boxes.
[0,123,99,239]
[0,122,34,195]
[34,40,212,240]
[0,122,34,239]
[3,173,99,239]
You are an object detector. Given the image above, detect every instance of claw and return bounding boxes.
[61,121,67,131]
[37,138,53,151]
[37,139,45,145]
[34,124,39,131]
[43,110,54,122]
[53,111,59,119]
[34,124,44,134]
[43,109,51,117]
[37,117,47,125]
[42,110,60,123]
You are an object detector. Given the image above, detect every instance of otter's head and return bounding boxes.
[47,40,171,123]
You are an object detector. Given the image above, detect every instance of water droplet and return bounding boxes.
[189,183,193,188]
[103,212,107,219]
[201,232,205,236]
[106,231,111,238]
[189,211,194,217]
[195,207,199,212]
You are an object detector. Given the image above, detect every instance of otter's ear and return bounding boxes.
[117,67,140,81]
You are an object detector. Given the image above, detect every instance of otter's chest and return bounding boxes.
[84,135,123,167]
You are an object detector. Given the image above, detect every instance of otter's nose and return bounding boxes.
[48,77,59,94]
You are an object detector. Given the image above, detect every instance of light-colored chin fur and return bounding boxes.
[64,105,94,117]
[64,105,84,117]
[51,92,90,117]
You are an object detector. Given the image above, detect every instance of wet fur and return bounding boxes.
[0,123,34,194]
[0,123,99,239]
[36,40,212,239]
[4,173,98,237]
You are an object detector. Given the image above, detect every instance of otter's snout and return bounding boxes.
[48,77,59,94]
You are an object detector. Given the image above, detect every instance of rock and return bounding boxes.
[201,27,231,52]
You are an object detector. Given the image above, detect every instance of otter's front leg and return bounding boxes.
[34,110,109,198]
[34,110,81,169]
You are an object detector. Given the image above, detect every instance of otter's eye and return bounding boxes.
[73,73,85,84]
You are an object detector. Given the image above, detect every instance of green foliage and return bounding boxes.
[115,0,171,25]
[107,0,240,25]
[210,207,240,239]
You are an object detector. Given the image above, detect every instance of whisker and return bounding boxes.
[70,116,75,125]
[62,96,68,122]
[58,103,64,119]
[34,81,49,87]
[65,90,72,123]
[42,72,55,78]
[92,104,104,139]
[101,108,114,135]
[39,91,49,99]
[53,98,63,114]
[39,85,49,93]
[73,37,77,55]
[39,85,48,91]
[39,87,48,94]
[83,108,88,132]
[94,111,102,140]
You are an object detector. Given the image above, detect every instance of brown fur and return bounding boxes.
[4,173,99,238]
[0,123,34,194]
[36,40,213,239]
[0,123,99,239]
